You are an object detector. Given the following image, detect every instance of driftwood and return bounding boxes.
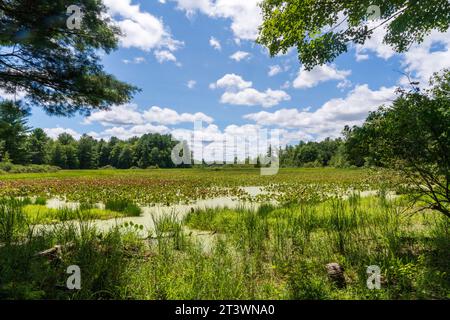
[35,242,75,262]
[325,262,346,288]
[146,231,217,240]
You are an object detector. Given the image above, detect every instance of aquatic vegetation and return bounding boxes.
[0,168,447,300]
[104,198,142,217]
[0,168,404,208]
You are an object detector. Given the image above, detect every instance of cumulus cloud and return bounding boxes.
[211,74,290,108]
[154,50,178,64]
[354,22,450,86]
[209,36,222,50]
[268,65,282,77]
[355,22,395,61]
[99,124,170,140]
[221,88,290,108]
[103,0,182,53]
[244,84,397,139]
[210,74,252,90]
[84,104,214,127]
[44,127,82,140]
[143,106,213,125]
[187,80,197,89]
[230,51,250,61]
[83,104,144,126]
[293,64,351,89]
[400,30,450,86]
[170,0,263,41]
[171,123,288,163]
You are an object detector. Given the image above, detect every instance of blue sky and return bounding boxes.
[4,0,450,151]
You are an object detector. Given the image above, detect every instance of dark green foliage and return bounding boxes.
[0,0,138,116]
[346,70,450,217]
[0,163,59,173]
[50,134,79,169]
[77,134,98,169]
[27,128,49,165]
[134,134,178,168]
[258,0,450,69]
[279,138,343,167]
[0,101,30,163]
[105,198,142,217]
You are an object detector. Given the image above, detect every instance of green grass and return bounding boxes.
[104,198,142,217]
[22,205,126,224]
[0,168,447,300]
[0,167,404,207]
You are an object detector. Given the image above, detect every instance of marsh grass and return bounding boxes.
[22,205,125,224]
[0,198,27,244]
[0,193,448,300]
[105,198,142,217]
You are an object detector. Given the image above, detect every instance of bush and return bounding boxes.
[105,198,142,217]
[99,165,116,170]
[34,197,47,206]
[0,162,60,173]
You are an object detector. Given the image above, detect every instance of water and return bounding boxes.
[38,186,397,236]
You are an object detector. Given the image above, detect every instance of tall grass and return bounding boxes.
[0,193,448,300]
[105,198,142,217]
[0,198,27,244]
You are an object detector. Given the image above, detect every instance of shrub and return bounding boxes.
[99,165,115,170]
[0,163,60,174]
[105,198,142,217]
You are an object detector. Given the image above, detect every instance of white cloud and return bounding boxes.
[187,80,197,89]
[354,23,450,86]
[211,74,290,108]
[280,81,290,89]
[44,127,81,140]
[210,74,252,90]
[170,0,263,41]
[83,104,144,126]
[154,50,177,63]
[337,79,353,91]
[171,123,287,163]
[355,22,395,61]
[99,124,170,140]
[84,104,214,127]
[355,53,369,62]
[293,64,351,89]
[103,0,182,52]
[209,36,222,50]
[268,65,282,77]
[401,30,450,86]
[230,51,250,62]
[143,106,213,125]
[221,88,290,108]
[244,84,397,139]
[123,56,146,64]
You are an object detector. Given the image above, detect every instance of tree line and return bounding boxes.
[0,98,382,170]
[0,100,180,169]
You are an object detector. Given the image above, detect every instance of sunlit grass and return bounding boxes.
[22,204,125,224]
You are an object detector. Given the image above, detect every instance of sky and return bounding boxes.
[2,0,450,160]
